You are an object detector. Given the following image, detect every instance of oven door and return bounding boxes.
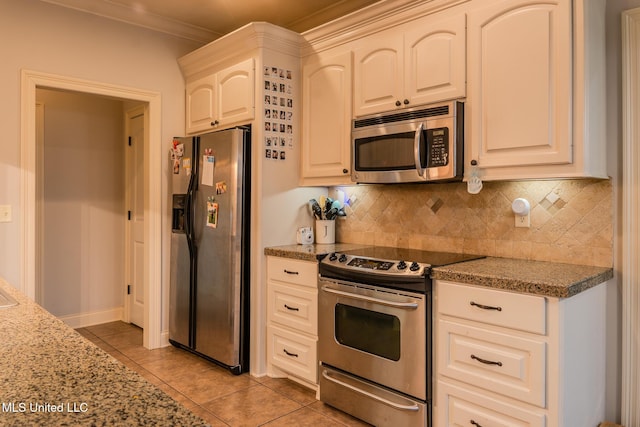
[318,277,429,401]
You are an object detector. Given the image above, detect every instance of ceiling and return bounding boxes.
[40,0,382,44]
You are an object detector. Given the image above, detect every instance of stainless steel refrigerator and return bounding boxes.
[169,127,250,375]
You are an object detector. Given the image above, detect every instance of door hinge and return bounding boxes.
[127,211,131,220]
[128,136,132,146]
[127,284,131,295]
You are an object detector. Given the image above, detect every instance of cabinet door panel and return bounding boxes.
[354,34,403,116]
[301,51,352,184]
[186,75,216,134]
[468,0,571,168]
[405,13,466,106]
[217,58,254,126]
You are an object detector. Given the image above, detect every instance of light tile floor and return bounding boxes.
[76,321,371,427]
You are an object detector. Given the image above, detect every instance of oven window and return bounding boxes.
[354,132,425,171]
[335,303,401,361]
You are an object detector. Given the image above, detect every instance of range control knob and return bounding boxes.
[397,260,407,270]
[329,253,338,261]
[339,254,348,263]
[410,262,420,272]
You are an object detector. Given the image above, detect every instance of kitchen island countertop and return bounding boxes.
[0,278,208,426]
[265,245,614,298]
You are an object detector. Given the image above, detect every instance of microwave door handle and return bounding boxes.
[414,123,426,178]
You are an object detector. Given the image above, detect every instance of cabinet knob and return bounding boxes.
[403,99,409,105]
[395,100,402,107]
[211,120,219,126]
[342,168,349,174]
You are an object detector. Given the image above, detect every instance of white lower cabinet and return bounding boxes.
[438,380,546,427]
[434,280,607,426]
[266,256,318,387]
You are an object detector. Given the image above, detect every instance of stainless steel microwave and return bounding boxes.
[351,100,464,184]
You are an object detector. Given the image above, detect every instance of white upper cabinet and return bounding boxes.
[185,58,254,134]
[404,13,466,109]
[353,34,404,116]
[216,59,255,127]
[186,75,216,134]
[467,0,571,168]
[354,12,466,117]
[301,51,353,186]
[466,0,607,180]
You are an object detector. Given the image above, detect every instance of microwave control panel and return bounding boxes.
[426,127,449,168]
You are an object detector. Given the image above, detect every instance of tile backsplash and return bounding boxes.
[331,179,612,267]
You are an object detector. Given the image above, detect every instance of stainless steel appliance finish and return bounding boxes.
[169,128,250,374]
[351,100,464,184]
[318,246,483,427]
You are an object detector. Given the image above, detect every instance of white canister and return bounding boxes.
[315,220,335,244]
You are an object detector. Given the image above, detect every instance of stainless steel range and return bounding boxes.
[318,246,483,427]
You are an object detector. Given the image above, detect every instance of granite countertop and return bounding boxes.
[264,243,370,262]
[0,279,208,426]
[431,257,614,298]
[265,245,614,298]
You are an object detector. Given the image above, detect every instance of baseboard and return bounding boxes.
[160,330,170,347]
[59,307,124,329]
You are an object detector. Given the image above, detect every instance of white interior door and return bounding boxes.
[126,107,145,328]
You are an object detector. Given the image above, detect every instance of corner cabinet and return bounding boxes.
[185,58,255,135]
[434,280,607,426]
[266,256,319,388]
[353,11,466,117]
[300,51,353,186]
[466,0,607,180]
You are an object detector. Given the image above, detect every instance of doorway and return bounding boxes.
[36,89,129,326]
[21,70,163,349]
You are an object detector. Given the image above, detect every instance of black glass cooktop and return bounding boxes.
[338,246,484,268]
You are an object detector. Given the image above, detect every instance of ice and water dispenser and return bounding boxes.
[172,194,186,233]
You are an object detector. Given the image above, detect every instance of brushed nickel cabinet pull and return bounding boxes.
[470,301,502,311]
[471,354,503,367]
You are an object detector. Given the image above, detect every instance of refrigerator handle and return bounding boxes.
[185,136,198,253]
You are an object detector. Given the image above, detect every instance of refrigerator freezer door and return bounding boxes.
[169,137,195,347]
[169,231,191,346]
[193,128,247,368]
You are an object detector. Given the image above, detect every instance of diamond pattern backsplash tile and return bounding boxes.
[332,179,613,267]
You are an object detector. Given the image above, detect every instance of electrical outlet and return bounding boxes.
[515,213,530,228]
[0,205,11,223]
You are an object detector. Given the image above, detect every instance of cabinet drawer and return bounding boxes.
[267,324,317,383]
[268,282,318,335]
[437,281,546,334]
[267,256,318,289]
[438,319,546,407]
[437,380,546,427]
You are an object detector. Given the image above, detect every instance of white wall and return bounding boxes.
[37,88,125,319]
[605,1,640,422]
[0,0,201,330]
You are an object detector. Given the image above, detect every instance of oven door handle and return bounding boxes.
[414,122,426,178]
[320,285,419,309]
[322,370,420,412]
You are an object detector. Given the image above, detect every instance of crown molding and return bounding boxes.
[40,0,218,44]
[300,0,469,56]
[178,22,302,79]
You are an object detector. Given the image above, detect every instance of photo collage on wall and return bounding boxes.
[263,65,294,161]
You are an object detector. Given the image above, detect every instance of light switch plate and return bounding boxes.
[0,205,12,223]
